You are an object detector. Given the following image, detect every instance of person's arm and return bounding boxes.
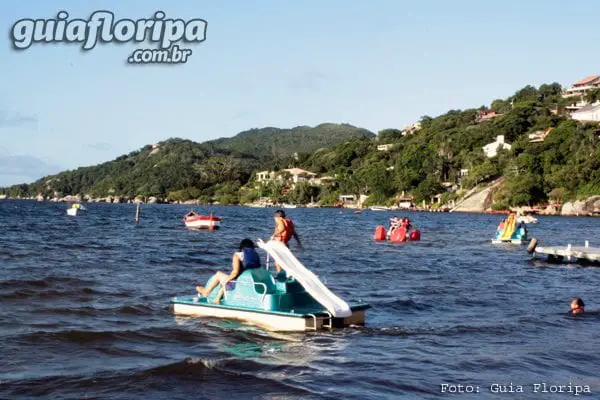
[293,230,303,249]
[227,254,242,281]
[271,219,285,240]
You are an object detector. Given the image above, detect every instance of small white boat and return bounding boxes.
[369,206,389,211]
[183,212,221,229]
[281,204,297,209]
[517,215,537,224]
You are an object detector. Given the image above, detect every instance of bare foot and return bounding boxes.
[212,298,221,304]
[196,286,208,296]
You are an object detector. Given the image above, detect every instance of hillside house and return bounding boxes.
[482,135,511,158]
[256,170,277,183]
[377,144,394,151]
[283,168,317,183]
[311,176,335,185]
[571,102,600,122]
[563,74,600,112]
[256,168,334,186]
[477,110,500,122]
[402,122,422,136]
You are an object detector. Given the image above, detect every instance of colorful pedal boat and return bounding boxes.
[171,267,369,332]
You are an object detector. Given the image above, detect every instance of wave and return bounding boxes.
[8,326,219,346]
[0,358,324,400]
[0,276,94,289]
[362,323,518,338]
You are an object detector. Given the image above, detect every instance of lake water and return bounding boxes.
[1,200,600,399]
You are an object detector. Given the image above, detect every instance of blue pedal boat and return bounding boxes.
[171,240,370,331]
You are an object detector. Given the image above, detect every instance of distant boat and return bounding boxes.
[369,206,389,211]
[517,215,538,224]
[183,211,221,229]
[281,204,297,209]
[306,196,320,208]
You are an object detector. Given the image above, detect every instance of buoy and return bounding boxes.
[374,225,386,241]
[409,229,421,241]
[527,238,538,254]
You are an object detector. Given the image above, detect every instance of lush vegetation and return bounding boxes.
[0,124,374,204]
[205,123,375,160]
[293,83,600,207]
[2,85,599,207]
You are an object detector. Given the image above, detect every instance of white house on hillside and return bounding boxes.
[482,135,511,158]
[571,102,600,122]
[563,74,600,112]
[377,144,394,151]
[256,168,331,185]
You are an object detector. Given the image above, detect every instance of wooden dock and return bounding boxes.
[530,240,600,264]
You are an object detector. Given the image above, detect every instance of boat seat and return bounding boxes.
[235,268,278,295]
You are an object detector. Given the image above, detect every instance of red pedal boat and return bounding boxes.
[183,212,221,230]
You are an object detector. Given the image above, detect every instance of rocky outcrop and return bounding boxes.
[561,196,600,216]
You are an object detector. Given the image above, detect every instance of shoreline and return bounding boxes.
[2,197,599,217]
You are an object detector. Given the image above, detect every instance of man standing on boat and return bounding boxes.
[271,209,302,272]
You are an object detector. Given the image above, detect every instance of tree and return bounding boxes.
[412,177,444,203]
[538,82,562,101]
[547,187,567,203]
[505,173,544,206]
[512,85,539,104]
[585,88,600,104]
[491,99,511,114]
[377,129,404,142]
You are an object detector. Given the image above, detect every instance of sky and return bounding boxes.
[1,0,599,186]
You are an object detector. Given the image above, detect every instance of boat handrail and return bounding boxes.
[307,314,318,331]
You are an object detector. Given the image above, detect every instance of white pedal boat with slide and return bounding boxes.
[170,239,370,331]
[66,203,87,216]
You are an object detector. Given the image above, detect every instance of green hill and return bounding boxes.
[0,123,375,202]
[297,83,600,207]
[206,123,375,159]
[3,88,599,208]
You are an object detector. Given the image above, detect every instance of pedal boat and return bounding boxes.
[66,203,86,216]
[170,240,370,331]
[491,213,528,244]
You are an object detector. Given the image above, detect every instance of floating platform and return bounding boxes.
[528,239,600,264]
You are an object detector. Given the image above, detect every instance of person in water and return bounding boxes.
[270,210,302,272]
[196,238,262,304]
[400,217,412,230]
[570,297,585,314]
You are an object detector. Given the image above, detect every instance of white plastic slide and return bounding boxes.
[257,239,352,318]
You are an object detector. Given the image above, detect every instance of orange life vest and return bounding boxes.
[276,218,295,244]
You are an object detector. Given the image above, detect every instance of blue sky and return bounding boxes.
[1,0,599,186]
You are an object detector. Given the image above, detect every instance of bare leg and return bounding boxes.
[213,287,225,303]
[196,271,227,297]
